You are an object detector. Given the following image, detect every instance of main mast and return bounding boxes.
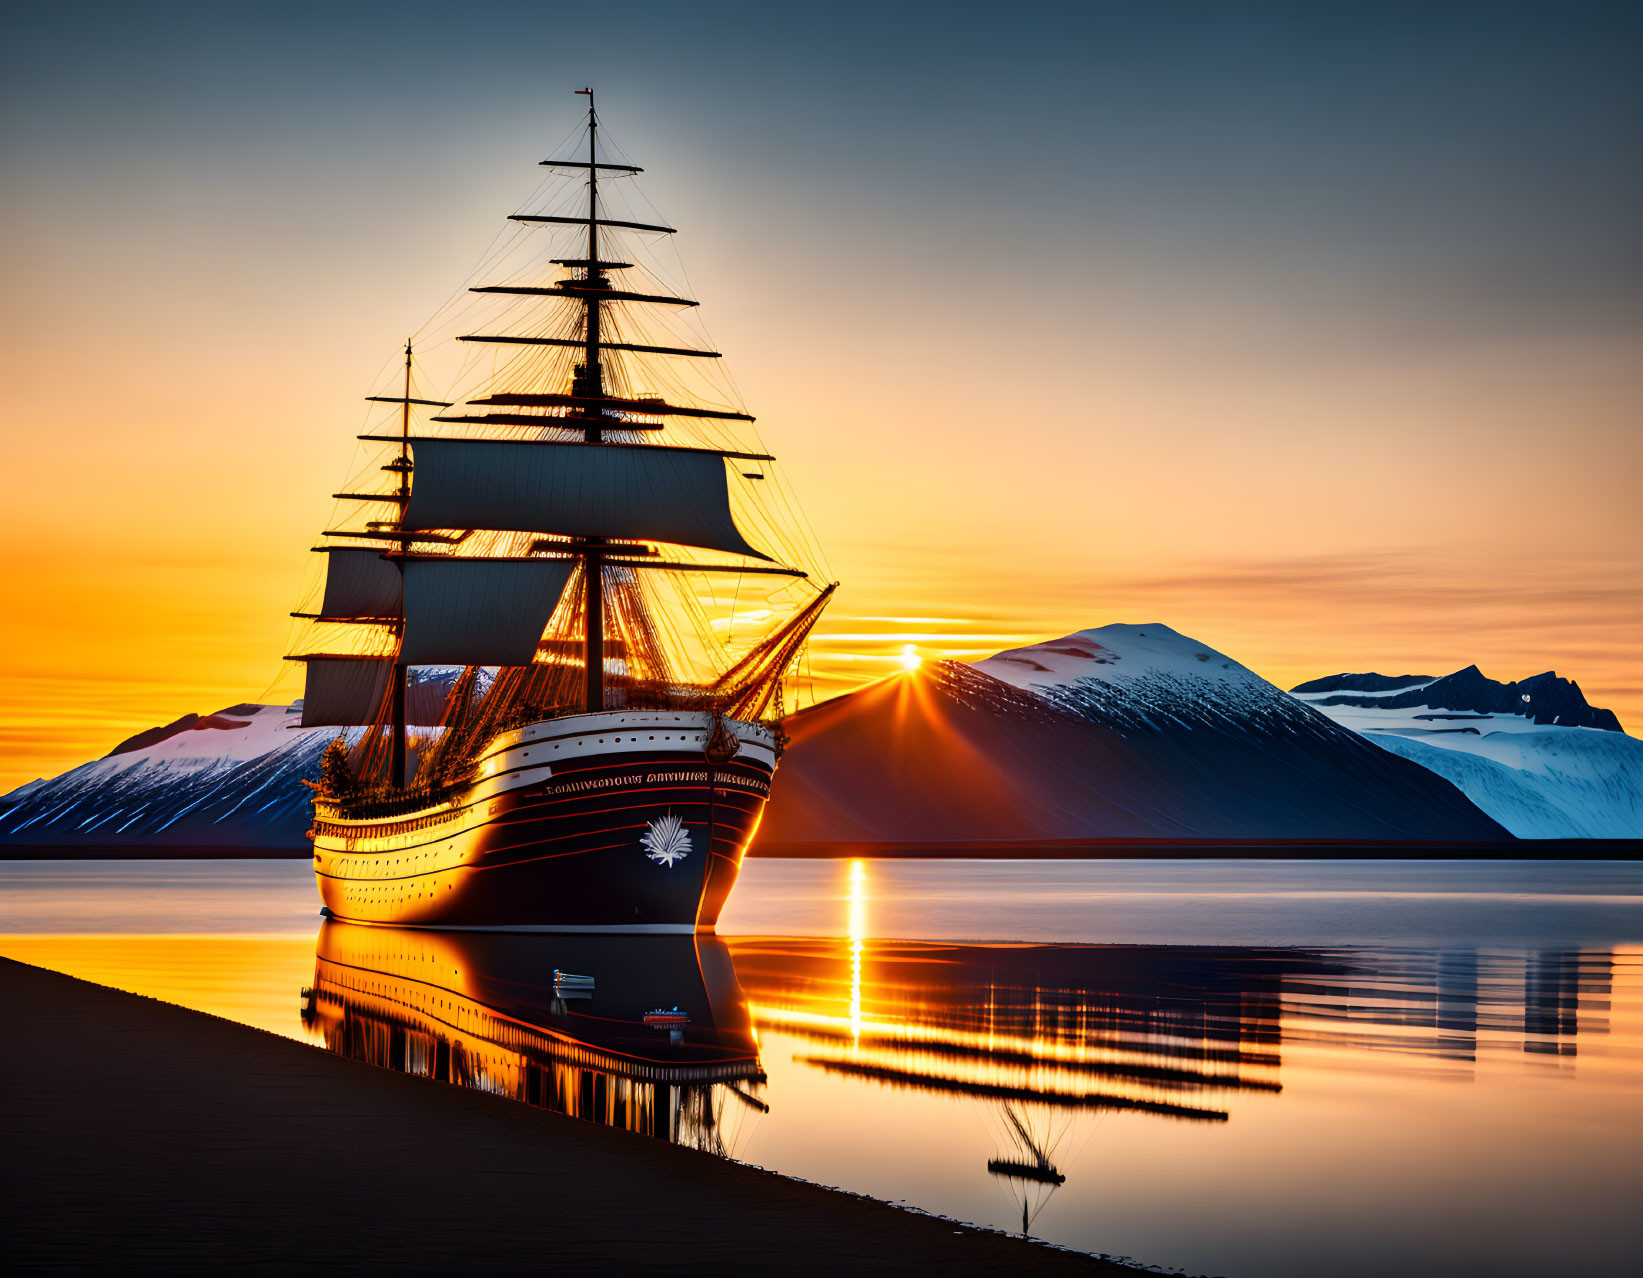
[391,339,412,787]
[577,87,605,713]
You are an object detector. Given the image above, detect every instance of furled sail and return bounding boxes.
[317,547,402,620]
[402,438,769,561]
[299,655,395,728]
[399,556,576,667]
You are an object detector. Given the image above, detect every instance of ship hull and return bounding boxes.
[311,710,776,932]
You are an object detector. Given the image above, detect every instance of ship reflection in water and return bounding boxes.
[302,922,767,1155]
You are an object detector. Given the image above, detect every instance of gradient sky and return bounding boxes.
[2,1,1640,791]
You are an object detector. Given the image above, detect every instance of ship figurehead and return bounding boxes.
[288,90,834,932]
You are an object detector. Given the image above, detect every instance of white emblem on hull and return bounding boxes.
[641,812,692,867]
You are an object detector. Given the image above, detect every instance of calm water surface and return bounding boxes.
[3,858,1640,1278]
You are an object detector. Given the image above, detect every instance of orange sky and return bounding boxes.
[2,6,1640,794]
[2,285,1635,793]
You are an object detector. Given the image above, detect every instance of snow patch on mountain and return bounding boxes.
[1292,675,1642,839]
[976,623,1317,736]
[978,623,1263,693]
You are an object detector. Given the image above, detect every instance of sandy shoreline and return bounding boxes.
[0,959,1143,1274]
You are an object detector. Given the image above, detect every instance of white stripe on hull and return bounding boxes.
[319,910,705,935]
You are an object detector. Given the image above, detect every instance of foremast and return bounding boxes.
[391,340,413,786]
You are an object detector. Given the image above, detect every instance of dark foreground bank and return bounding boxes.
[0,960,1138,1275]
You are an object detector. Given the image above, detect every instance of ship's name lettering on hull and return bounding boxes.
[539,769,770,798]
[319,768,774,843]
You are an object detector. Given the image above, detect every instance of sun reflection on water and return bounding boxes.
[848,859,867,1049]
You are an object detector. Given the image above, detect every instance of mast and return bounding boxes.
[580,88,604,431]
[576,87,605,713]
[390,339,411,787]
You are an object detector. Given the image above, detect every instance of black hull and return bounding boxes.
[312,712,777,931]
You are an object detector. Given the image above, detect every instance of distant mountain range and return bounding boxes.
[1293,666,1623,732]
[3,625,1636,854]
[1291,668,1641,839]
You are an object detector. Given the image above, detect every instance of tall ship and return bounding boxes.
[288,92,834,931]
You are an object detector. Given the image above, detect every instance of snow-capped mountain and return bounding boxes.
[1,702,329,853]
[0,670,465,854]
[758,625,1506,848]
[975,623,1296,733]
[1291,669,1642,839]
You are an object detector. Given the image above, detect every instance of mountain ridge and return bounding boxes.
[1291,670,1640,838]
[1294,664,1622,732]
